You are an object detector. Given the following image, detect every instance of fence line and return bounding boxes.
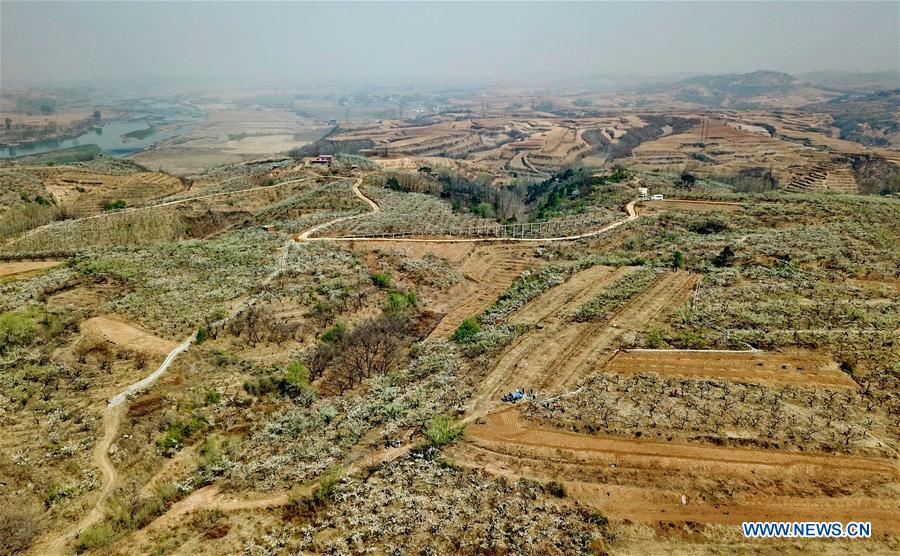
[317,212,616,240]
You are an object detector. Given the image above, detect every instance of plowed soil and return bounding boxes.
[426,244,542,339]
[468,269,698,417]
[451,409,900,532]
[606,349,858,389]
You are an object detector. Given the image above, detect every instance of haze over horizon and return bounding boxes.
[2,1,898,89]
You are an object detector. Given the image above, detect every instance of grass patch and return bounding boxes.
[3,144,100,166]
[423,415,465,448]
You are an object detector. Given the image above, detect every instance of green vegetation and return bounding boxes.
[243,362,315,404]
[370,271,390,288]
[527,167,629,220]
[74,481,182,552]
[122,126,155,140]
[156,415,208,454]
[383,291,406,312]
[101,199,127,211]
[320,321,347,343]
[423,415,465,448]
[452,316,480,342]
[0,306,72,354]
[4,144,100,165]
[313,465,343,504]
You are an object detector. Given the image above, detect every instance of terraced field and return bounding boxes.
[605,349,859,389]
[466,267,698,417]
[451,409,900,532]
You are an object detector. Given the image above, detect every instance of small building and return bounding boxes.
[310,155,334,165]
[639,187,649,200]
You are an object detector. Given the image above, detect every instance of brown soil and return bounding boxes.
[606,349,858,389]
[425,244,542,339]
[80,315,177,355]
[511,265,629,324]
[0,259,62,277]
[467,269,698,418]
[451,409,900,532]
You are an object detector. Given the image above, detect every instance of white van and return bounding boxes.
[650,194,664,201]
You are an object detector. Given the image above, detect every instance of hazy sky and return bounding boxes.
[2,1,898,87]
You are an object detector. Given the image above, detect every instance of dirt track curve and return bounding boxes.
[298,179,638,243]
[41,177,639,553]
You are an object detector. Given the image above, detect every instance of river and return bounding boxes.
[1,101,206,159]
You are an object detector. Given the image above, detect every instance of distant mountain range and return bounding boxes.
[796,70,900,92]
[625,70,897,108]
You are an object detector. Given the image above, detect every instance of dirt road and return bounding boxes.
[40,182,642,553]
[40,405,124,555]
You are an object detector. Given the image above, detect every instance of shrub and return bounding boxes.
[452,316,480,342]
[645,327,665,348]
[0,507,42,555]
[314,465,343,504]
[320,321,347,343]
[0,309,38,351]
[371,272,391,288]
[195,328,208,344]
[44,483,74,508]
[544,480,567,498]
[101,199,127,211]
[672,250,685,269]
[243,363,314,404]
[75,522,117,553]
[713,245,735,267]
[156,416,207,454]
[586,510,609,527]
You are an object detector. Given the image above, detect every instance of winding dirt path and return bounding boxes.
[41,238,295,553]
[42,178,641,553]
[298,183,638,243]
